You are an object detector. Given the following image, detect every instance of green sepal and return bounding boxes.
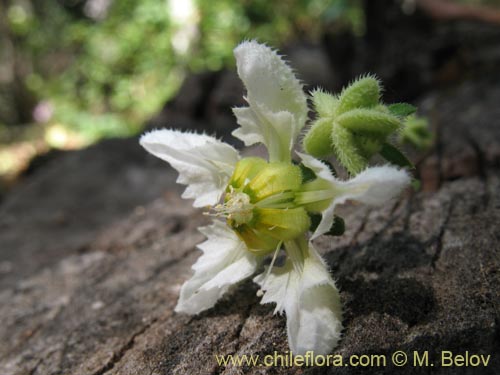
[245,162,302,201]
[311,89,338,117]
[233,224,280,255]
[302,118,334,158]
[309,213,345,236]
[337,108,401,136]
[229,157,268,189]
[336,75,381,115]
[300,178,333,213]
[254,207,311,241]
[331,122,368,175]
[388,103,417,118]
[379,142,414,169]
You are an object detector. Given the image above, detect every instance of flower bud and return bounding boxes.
[311,89,338,117]
[336,75,381,114]
[337,108,401,136]
[302,118,334,158]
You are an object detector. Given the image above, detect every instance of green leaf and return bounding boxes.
[388,103,417,117]
[337,108,401,136]
[380,142,414,168]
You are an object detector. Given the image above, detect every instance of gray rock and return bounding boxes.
[0,77,499,374]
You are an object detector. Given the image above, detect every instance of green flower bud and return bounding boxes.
[302,118,334,158]
[311,89,338,117]
[331,122,368,175]
[337,108,401,136]
[336,75,381,115]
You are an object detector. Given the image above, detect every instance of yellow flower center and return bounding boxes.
[212,188,254,226]
[216,157,311,255]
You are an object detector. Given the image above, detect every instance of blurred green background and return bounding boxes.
[0,0,366,182]
[0,0,498,185]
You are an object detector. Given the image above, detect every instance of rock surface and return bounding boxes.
[1,75,500,375]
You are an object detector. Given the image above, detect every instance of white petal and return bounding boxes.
[175,221,259,314]
[140,129,239,207]
[255,243,343,355]
[311,203,337,240]
[297,152,336,182]
[233,103,295,162]
[289,247,343,355]
[234,41,307,125]
[231,107,264,146]
[310,165,410,239]
[254,261,298,315]
[335,165,411,206]
[232,41,308,161]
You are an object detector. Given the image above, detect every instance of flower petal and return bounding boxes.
[255,243,343,355]
[254,260,297,315]
[140,129,239,207]
[300,157,411,239]
[232,41,308,161]
[231,107,263,146]
[335,165,411,206]
[288,247,343,355]
[175,221,260,314]
[233,105,295,162]
[234,41,307,125]
[297,152,336,182]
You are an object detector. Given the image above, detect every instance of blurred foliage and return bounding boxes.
[0,0,364,146]
[1,0,496,187]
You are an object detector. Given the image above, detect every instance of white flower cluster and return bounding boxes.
[140,41,410,355]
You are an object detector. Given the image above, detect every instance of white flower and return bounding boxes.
[140,40,309,314]
[140,40,411,355]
